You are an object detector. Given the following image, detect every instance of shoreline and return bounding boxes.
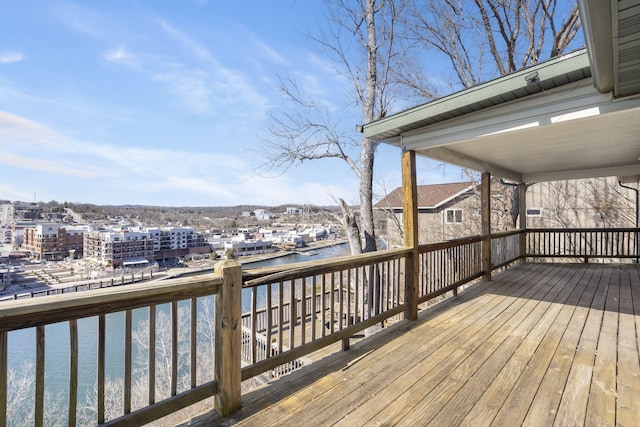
[238,238,349,265]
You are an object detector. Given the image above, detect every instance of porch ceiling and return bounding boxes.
[363,0,640,184]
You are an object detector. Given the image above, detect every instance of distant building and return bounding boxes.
[253,209,271,220]
[222,239,274,257]
[286,207,303,215]
[23,224,88,261]
[84,229,155,268]
[12,221,36,246]
[146,226,210,263]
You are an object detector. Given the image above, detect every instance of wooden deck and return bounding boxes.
[182,262,640,426]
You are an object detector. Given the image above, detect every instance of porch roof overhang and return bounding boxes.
[363,0,640,185]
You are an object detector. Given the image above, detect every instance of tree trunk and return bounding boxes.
[339,199,362,255]
[360,0,378,255]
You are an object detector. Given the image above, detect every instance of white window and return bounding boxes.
[445,209,463,224]
[526,208,543,217]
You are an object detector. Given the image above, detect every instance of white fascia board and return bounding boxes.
[524,164,640,183]
[401,80,612,150]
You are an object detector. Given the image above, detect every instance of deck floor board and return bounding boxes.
[181,263,640,427]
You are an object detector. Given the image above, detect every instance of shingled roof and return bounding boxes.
[375,182,474,210]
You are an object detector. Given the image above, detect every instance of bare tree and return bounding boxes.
[6,360,66,427]
[405,0,582,96]
[400,0,582,221]
[262,0,411,255]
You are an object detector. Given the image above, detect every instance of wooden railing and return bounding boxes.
[0,262,241,427]
[492,230,525,268]
[240,248,409,381]
[417,236,484,303]
[6,228,636,425]
[526,228,640,262]
[0,271,155,302]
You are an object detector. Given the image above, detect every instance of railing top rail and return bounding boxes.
[527,227,639,232]
[243,247,410,287]
[418,235,484,254]
[0,273,222,332]
[491,229,524,239]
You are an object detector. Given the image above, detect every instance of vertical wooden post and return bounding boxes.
[518,183,527,261]
[0,332,7,427]
[481,172,492,281]
[214,260,242,416]
[402,150,419,321]
[35,326,45,427]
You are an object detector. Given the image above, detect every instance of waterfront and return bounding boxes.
[5,242,349,424]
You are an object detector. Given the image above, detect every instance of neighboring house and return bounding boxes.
[376,176,637,248]
[375,182,484,247]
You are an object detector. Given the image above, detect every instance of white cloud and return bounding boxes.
[0,51,24,64]
[104,46,141,71]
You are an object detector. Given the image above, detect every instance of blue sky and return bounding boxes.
[0,0,466,207]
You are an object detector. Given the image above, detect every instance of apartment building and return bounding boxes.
[146,227,210,263]
[22,224,89,261]
[84,229,155,268]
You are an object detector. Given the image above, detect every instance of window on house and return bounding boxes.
[526,208,542,217]
[445,209,463,224]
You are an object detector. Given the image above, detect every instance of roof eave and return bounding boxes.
[363,49,591,143]
[577,0,614,94]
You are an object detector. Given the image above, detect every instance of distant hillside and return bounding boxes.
[52,201,345,229]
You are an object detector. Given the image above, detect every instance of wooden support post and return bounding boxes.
[518,183,527,261]
[214,260,242,417]
[0,332,6,427]
[481,172,492,281]
[402,150,419,321]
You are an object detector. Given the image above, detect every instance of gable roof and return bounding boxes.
[375,182,473,210]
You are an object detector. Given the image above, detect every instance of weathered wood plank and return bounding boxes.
[214,260,242,416]
[386,264,571,427]
[0,274,222,332]
[0,332,6,427]
[552,265,611,426]
[224,264,531,425]
[402,149,419,321]
[172,300,178,397]
[149,305,156,405]
[616,265,640,426]
[277,264,558,426]
[518,264,601,426]
[181,264,640,427]
[98,314,106,424]
[459,264,596,427]
[69,320,78,427]
[124,310,132,414]
[584,265,619,426]
[407,263,590,427]
[191,298,197,389]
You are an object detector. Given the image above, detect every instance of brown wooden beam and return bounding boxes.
[481,172,492,281]
[214,260,243,416]
[402,149,419,321]
[518,183,527,260]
